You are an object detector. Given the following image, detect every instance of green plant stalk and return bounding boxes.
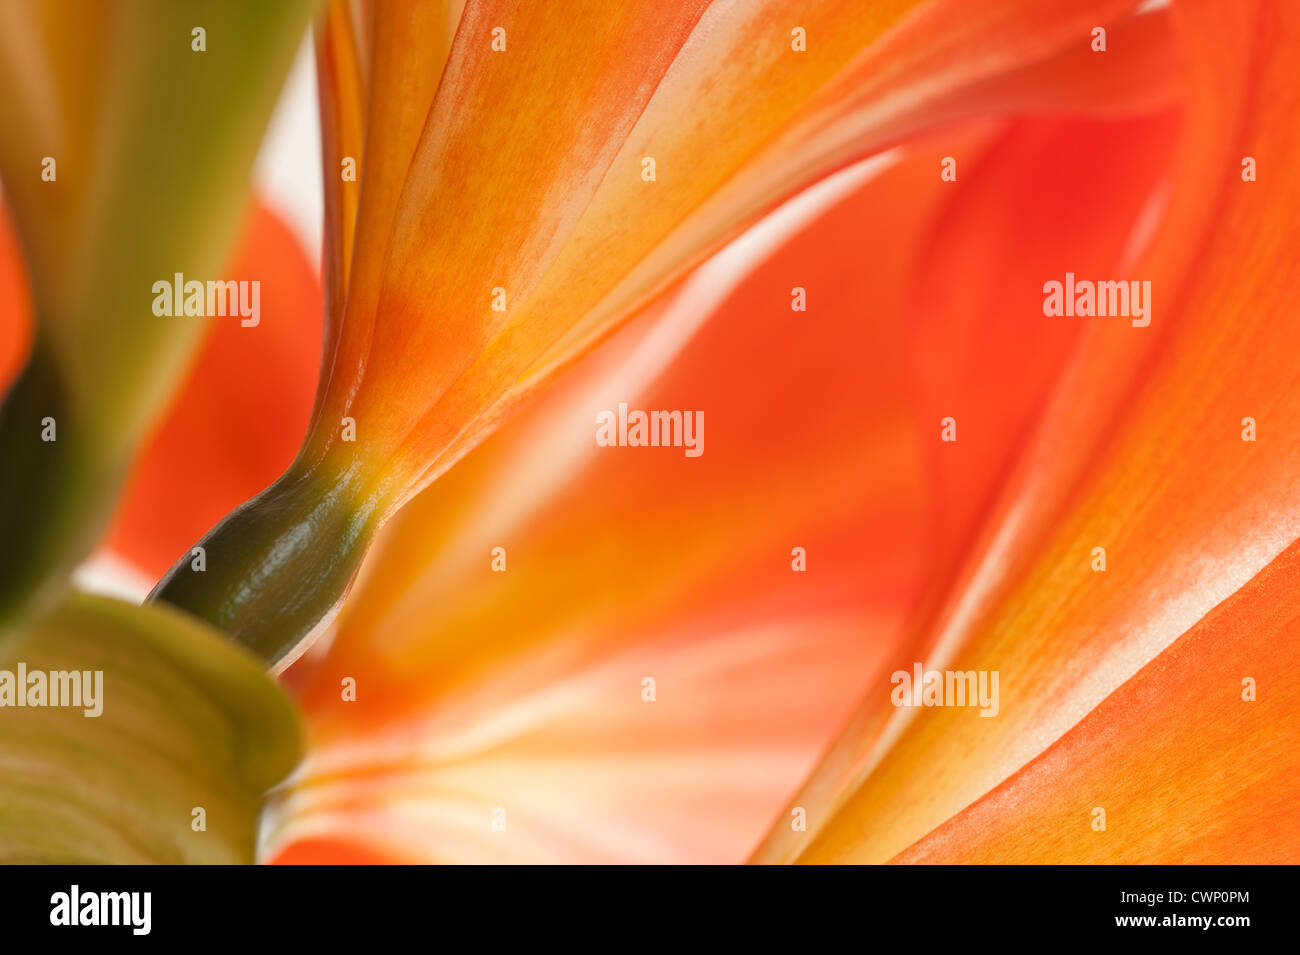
[149,458,387,670]
[0,342,116,636]
[0,0,320,640]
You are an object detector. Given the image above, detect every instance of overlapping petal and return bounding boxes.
[0,206,29,391]
[314,0,465,394]
[261,137,963,863]
[895,539,1300,864]
[2,0,1284,869]
[261,73,1187,861]
[787,0,1300,864]
[754,106,1181,862]
[154,0,1175,671]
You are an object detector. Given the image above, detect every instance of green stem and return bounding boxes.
[148,461,385,669]
[0,344,117,641]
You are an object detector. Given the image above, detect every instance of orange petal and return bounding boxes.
[347,0,1163,492]
[265,106,1172,863]
[275,615,906,864]
[753,103,1180,862]
[0,204,30,394]
[154,0,1168,666]
[314,0,366,344]
[264,129,996,862]
[102,201,322,580]
[792,0,1300,864]
[313,0,464,415]
[895,539,1300,864]
[271,837,396,865]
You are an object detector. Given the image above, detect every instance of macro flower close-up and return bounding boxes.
[0,0,1297,897]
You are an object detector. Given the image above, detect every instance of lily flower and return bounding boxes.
[261,0,1299,864]
[151,0,1167,667]
[3,0,1296,868]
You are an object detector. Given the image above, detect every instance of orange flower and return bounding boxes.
[7,0,1295,866]
[258,0,1298,864]
[151,0,1166,668]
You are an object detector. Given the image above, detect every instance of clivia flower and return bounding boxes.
[149,0,1177,668]
[0,0,1298,866]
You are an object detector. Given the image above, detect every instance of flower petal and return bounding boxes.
[894,539,1300,864]
[0,204,31,393]
[314,0,465,390]
[790,0,1300,864]
[266,110,1158,863]
[156,0,1166,667]
[354,0,1162,491]
[263,136,978,863]
[315,0,367,337]
[754,103,1180,862]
